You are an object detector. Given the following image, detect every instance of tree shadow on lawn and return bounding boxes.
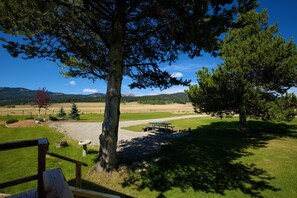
[117,131,187,161]
[121,120,297,197]
[246,120,297,138]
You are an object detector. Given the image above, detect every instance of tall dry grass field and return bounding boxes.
[0,102,194,116]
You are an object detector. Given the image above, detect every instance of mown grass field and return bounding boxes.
[1,116,297,197]
[0,112,191,123]
[0,102,194,116]
[80,112,185,122]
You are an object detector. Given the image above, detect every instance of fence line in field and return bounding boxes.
[0,108,193,116]
[0,110,51,117]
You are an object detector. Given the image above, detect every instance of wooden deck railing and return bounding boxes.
[46,151,88,188]
[0,138,87,197]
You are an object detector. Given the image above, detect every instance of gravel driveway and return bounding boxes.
[49,114,207,159]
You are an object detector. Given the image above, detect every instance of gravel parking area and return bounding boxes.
[49,114,207,159]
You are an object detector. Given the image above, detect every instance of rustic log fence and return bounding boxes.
[0,138,87,197]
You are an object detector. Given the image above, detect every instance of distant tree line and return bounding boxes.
[0,88,189,106]
[123,93,188,105]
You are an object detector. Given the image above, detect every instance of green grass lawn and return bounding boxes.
[88,117,297,197]
[0,115,35,122]
[1,116,297,198]
[0,112,186,123]
[80,112,186,122]
[123,116,223,132]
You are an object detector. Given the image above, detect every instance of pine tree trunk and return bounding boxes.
[239,100,247,132]
[96,0,125,172]
[97,69,122,171]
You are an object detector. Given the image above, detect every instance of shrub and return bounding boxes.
[57,107,67,118]
[35,118,45,122]
[6,119,19,124]
[49,115,59,121]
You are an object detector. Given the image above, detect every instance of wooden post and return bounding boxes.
[38,138,49,198]
[75,162,82,198]
[75,163,82,188]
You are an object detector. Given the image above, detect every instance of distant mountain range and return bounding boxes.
[0,87,189,106]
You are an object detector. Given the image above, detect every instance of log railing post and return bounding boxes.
[75,162,82,198]
[45,151,87,189]
[37,138,49,198]
[76,163,82,188]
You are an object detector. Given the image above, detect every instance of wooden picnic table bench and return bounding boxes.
[142,126,156,132]
[148,122,174,132]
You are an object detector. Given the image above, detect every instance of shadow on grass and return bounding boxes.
[121,120,297,197]
[246,120,297,138]
[68,178,132,198]
[117,131,186,162]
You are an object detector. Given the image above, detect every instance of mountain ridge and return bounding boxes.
[0,87,189,106]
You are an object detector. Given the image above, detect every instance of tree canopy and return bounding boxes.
[0,0,256,87]
[0,0,256,170]
[187,10,297,130]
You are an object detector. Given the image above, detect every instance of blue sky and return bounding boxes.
[0,1,296,96]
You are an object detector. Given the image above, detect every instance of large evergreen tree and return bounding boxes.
[0,0,256,170]
[187,10,297,130]
[69,103,80,120]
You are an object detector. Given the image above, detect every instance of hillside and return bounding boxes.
[0,87,189,106]
[122,92,189,104]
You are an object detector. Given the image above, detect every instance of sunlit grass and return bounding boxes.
[236,138,297,198]
[1,116,297,197]
[123,116,237,132]
[92,117,297,197]
[0,115,35,121]
[80,112,185,122]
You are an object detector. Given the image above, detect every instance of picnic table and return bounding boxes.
[142,121,174,132]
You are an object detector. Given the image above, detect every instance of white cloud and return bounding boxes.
[171,72,183,78]
[146,86,187,96]
[162,58,219,72]
[69,80,76,86]
[162,59,202,72]
[83,88,98,93]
